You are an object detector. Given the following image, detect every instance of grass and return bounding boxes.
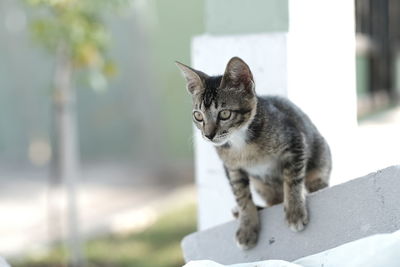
[10,204,197,267]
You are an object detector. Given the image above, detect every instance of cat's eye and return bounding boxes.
[193,111,203,122]
[219,110,232,120]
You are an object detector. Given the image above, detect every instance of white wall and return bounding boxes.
[287,0,357,184]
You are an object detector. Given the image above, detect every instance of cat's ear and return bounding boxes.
[175,61,207,95]
[221,57,254,91]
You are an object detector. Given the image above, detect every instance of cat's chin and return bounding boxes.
[202,137,228,146]
[212,141,228,147]
[210,139,229,147]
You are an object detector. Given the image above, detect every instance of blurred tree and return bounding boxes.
[22,0,131,266]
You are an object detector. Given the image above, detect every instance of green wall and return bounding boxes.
[0,0,53,164]
[205,0,288,34]
[150,0,205,159]
[356,55,369,96]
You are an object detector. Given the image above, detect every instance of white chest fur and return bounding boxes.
[227,126,248,150]
[244,158,279,179]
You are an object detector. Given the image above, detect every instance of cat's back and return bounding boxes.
[258,95,305,118]
[258,95,317,135]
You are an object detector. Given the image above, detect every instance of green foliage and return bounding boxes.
[10,204,197,267]
[23,0,131,88]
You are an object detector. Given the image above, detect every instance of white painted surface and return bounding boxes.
[287,0,357,183]
[184,260,300,267]
[184,229,400,267]
[193,130,234,231]
[192,33,288,97]
[182,166,400,264]
[192,0,356,230]
[0,258,10,267]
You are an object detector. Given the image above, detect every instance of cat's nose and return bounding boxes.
[205,133,216,140]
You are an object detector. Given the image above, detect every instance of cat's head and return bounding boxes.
[176,57,257,146]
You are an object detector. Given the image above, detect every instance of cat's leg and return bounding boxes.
[232,204,264,219]
[282,144,309,232]
[306,139,331,193]
[305,168,329,193]
[250,177,283,206]
[226,168,259,250]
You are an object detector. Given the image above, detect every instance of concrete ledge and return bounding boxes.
[182,165,400,264]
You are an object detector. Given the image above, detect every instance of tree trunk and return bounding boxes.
[53,43,84,267]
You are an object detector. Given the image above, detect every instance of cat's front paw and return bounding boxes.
[235,223,260,250]
[285,204,309,232]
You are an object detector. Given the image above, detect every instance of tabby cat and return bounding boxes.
[176,57,331,250]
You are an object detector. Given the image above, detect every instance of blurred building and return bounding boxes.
[0,0,203,257]
[356,0,400,115]
[0,0,204,171]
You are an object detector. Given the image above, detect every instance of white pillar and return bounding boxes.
[287,0,357,184]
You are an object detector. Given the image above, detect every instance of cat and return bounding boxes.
[176,57,331,250]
